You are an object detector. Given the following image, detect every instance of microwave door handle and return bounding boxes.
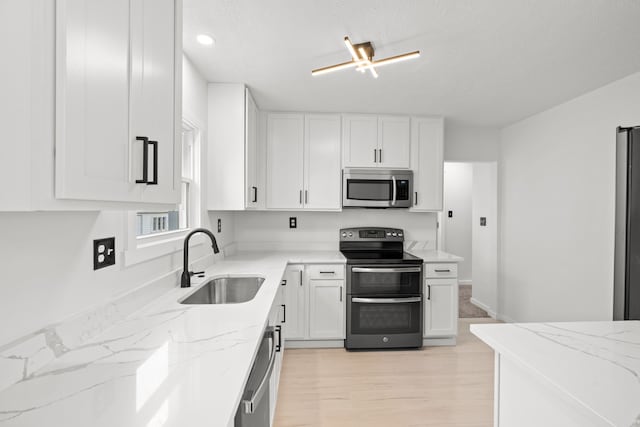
[391,176,397,206]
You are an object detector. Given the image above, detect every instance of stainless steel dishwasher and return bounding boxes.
[234,326,276,427]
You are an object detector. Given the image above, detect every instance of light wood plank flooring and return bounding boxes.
[274,318,498,427]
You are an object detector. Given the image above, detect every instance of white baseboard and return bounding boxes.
[423,336,457,346]
[285,339,344,349]
[469,297,497,319]
[458,280,472,285]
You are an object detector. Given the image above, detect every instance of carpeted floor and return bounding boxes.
[459,284,489,318]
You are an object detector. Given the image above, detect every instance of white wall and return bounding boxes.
[499,71,640,322]
[0,56,221,347]
[234,211,437,251]
[443,163,473,281]
[445,124,500,162]
[472,163,498,316]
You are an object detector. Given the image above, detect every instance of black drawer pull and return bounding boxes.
[434,269,451,273]
[319,271,335,274]
[275,325,282,352]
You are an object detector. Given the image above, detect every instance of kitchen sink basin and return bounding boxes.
[180,276,265,304]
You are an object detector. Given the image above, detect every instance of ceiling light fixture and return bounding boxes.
[312,36,419,78]
[196,34,215,46]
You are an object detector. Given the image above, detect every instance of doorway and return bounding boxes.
[439,162,498,318]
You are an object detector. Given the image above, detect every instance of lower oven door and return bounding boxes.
[346,296,423,350]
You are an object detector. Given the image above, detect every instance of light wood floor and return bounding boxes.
[274,318,498,427]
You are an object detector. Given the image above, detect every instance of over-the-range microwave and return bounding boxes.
[342,168,413,208]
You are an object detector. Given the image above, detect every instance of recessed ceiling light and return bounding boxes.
[197,34,215,46]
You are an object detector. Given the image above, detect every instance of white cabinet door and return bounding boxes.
[266,113,305,209]
[342,114,378,168]
[304,114,342,210]
[55,0,139,202]
[410,117,444,211]
[55,0,178,204]
[378,115,411,169]
[132,0,179,204]
[308,279,345,339]
[245,89,259,208]
[424,279,458,337]
[283,266,306,340]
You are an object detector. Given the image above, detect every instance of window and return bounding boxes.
[135,122,199,237]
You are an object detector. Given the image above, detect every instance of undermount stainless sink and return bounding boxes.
[180,276,265,304]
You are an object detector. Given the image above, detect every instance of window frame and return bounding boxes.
[123,118,203,266]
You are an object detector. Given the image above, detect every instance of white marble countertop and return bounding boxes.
[0,251,345,427]
[471,321,640,426]
[407,249,464,262]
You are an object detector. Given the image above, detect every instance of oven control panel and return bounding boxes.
[339,227,404,242]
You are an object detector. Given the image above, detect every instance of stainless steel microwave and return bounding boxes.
[342,169,413,208]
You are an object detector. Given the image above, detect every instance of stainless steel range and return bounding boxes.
[340,227,424,350]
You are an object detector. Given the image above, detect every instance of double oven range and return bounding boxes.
[340,227,424,350]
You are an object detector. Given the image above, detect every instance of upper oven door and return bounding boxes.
[347,264,422,296]
[343,169,412,208]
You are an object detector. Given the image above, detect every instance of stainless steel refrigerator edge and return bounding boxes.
[614,126,640,320]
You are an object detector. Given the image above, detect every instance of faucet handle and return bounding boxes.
[190,271,205,278]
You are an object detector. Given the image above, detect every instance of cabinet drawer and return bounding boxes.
[424,263,458,278]
[307,264,345,280]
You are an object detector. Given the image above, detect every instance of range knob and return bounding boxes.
[398,232,403,237]
[392,232,397,237]
[342,232,347,237]
[386,232,391,236]
[348,232,353,237]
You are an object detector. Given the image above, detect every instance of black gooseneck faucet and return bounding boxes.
[181,228,220,288]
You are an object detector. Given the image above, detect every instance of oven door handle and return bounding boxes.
[352,297,422,304]
[351,267,422,273]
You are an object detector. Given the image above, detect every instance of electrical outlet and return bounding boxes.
[448,210,453,218]
[289,217,297,228]
[217,218,222,233]
[93,237,115,270]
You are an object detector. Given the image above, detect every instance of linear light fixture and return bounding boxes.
[311,36,420,78]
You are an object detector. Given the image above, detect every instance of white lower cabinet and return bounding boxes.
[424,263,459,338]
[282,265,305,340]
[281,264,345,344]
[308,279,345,339]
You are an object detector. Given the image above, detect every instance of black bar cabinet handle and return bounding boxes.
[427,284,431,300]
[281,304,286,323]
[275,325,282,352]
[252,186,258,202]
[147,140,158,185]
[135,136,149,183]
[434,269,451,273]
[415,192,418,205]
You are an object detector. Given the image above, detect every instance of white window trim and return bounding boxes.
[124,118,203,267]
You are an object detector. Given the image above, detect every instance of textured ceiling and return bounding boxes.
[183,0,640,127]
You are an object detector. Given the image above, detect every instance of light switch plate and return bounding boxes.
[93,237,115,270]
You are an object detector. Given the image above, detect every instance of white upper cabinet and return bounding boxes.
[342,114,378,167]
[266,113,305,209]
[55,0,180,204]
[342,114,410,169]
[207,84,260,210]
[304,115,342,210]
[245,91,259,208]
[266,113,341,210]
[410,117,444,211]
[378,115,411,168]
